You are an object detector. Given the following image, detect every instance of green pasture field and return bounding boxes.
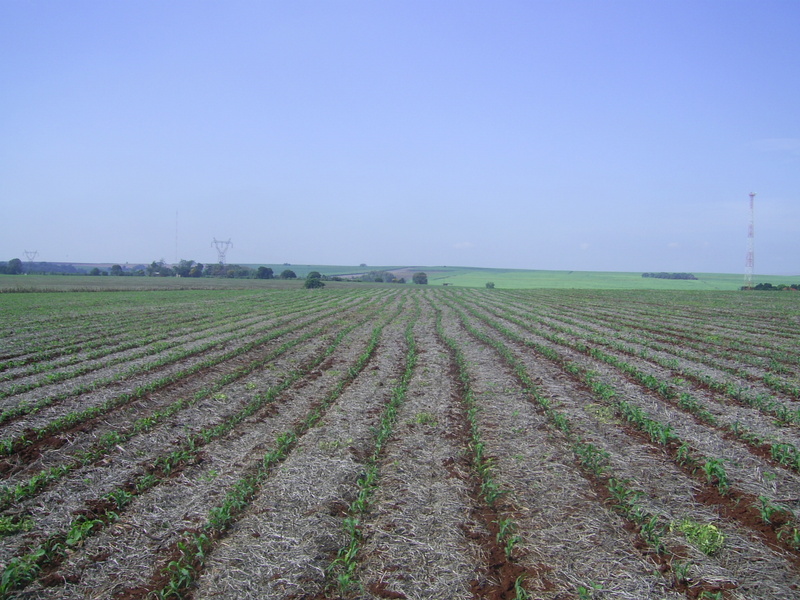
[423,268,800,290]
[281,264,798,290]
[0,265,797,292]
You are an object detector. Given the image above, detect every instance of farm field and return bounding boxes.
[1,287,800,599]
[3,267,799,291]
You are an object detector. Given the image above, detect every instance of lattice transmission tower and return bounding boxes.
[211,238,232,264]
[744,192,755,289]
[24,250,39,272]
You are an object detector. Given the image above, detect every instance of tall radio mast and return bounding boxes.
[744,192,755,289]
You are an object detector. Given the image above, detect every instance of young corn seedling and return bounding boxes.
[702,458,729,495]
[756,496,793,525]
[778,526,800,549]
[672,560,692,585]
[0,515,33,536]
[514,576,531,600]
[573,442,609,476]
[607,478,643,515]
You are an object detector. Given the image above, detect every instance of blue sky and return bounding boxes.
[1,1,798,274]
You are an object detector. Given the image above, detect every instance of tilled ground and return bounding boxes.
[2,287,800,600]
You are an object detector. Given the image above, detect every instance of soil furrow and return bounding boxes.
[5,298,399,598]
[441,300,685,600]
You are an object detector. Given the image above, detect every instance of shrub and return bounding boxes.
[256,266,274,279]
[304,277,325,289]
[280,269,297,279]
[412,272,428,285]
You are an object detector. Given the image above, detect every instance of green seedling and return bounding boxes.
[673,518,725,555]
[413,411,437,426]
[702,458,729,494]
[0,515,33,536]
[756,496,793,525]
[514,576,531,600]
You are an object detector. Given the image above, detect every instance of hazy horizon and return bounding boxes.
[2,1,798,275]
[7,259,798,278]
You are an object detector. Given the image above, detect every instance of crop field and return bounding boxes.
[1,286,800,599]
[5,268,799,292]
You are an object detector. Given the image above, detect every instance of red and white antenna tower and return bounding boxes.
[744,192,755,289]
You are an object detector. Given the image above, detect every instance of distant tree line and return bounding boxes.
[0,258,286,279]
[345,270,430,284]
[0,259,86,275]
[1,259,430,285]
[743,283,800,291]
[139,260,277,279]
[641,272,698,280]
[354,270,406,284]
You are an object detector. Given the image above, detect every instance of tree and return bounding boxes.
[486,282,495,289]
[6,258,23,275]
[146,260,173,277]
[304,277,325,289]
[224,264,253,278]
[204,263,225,277]
[307,271,322,279]
[412,272,428,285]
[280,269,297,279]
[256,266,274,279]
[173,259,196,277]
[89,267,102,276]
[110,264,124,276]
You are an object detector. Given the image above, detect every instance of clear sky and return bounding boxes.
[1,1,798,274]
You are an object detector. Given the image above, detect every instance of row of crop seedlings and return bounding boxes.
[438,296,706,594]
[0,304,233,380]
[0,296,273,396]
[541,294,800,392]
[2,287,371,375]
[563,306,800,427]
[326,297,420,595]
[433,303,534,600]
[0,299,153,362]
[511,289,780,355]
[553,288,800,344]
[0,287,349,403]
[0,291,240,366]
[474,291,800,478]
[0,290,375,446]
[0,292,404,598]
[0,289,297,380]
[0,291,388,504]
[532,296,800,401]
[523,291,800,374]
[446,296,799,598]
[492,292,800,426]
[453,292,800,555]
[527,294,800,429]
[143,294,409,600]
